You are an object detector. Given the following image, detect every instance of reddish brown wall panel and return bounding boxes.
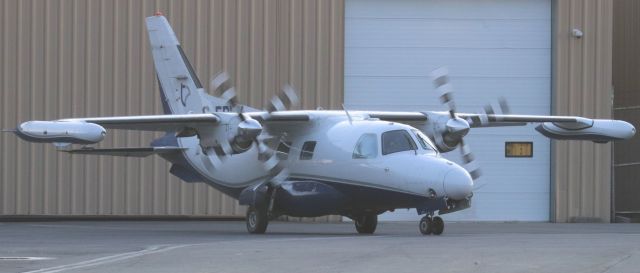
[552,0,614,222]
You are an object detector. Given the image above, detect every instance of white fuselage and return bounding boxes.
[175,111,473,202]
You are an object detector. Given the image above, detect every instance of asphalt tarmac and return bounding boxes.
[0,220,639,273]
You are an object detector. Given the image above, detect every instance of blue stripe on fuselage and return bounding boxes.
[273,178,447,217]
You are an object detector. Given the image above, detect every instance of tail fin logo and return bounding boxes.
[180,83,191,106]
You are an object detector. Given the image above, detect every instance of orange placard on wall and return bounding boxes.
[505,142,533,158]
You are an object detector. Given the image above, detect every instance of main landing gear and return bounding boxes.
[419,215,444,235]
[354,213,378,234]
[244,185,276,234]
[246,206,269,234]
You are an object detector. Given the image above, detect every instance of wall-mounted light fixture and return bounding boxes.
[572,28,583,39]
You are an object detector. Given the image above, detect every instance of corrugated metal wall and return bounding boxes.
[612,0,640,215]
[552,0,614,222]
[0,0,345,217]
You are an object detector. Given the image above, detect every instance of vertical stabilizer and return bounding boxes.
[146,15,210,115]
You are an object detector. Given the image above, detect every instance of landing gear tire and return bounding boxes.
[246,206,269,234]
[419,215,444,235]
[419,216,433,235]
[355,213,377,234]
[431,216,444,235]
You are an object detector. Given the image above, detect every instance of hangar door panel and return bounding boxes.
[344,0,552,221]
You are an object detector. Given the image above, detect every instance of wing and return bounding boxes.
[12,113,229,153]
[365,111,428,122]
[364,111,585,126]
[63,146,186,157]
[357,110,635,152]
[247,112,310,122]
[455,112,635,142]
[456,113,585,128]
[12,110,314,155]
[61,113,220,131]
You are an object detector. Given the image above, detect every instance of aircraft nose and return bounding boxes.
[443,167,473,200]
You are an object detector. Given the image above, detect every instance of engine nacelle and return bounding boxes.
[15,121,106,145]
[229,117,262,154]
[535,119,635,143]
[424,113,467,152]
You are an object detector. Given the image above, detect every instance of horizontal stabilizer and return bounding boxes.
[63,146,185,157]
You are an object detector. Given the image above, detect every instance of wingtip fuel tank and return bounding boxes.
[14,121,106,145]
[535,119,636,143]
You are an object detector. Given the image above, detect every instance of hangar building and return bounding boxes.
[0,0,638,223]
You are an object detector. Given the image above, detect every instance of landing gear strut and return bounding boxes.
[354,213,378,234]
[246,205,269,234]
[419,215,444,235]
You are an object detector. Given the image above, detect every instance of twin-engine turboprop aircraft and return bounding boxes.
[6,14,636,235]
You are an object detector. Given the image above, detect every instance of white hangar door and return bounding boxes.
[344,0,552,221]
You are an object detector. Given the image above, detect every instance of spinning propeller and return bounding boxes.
[430,67,479,180]
[210,71,298,185]
[260,84,300,185]
[210,72,263,156]
[430,67,512,182]
[210,72,238,108]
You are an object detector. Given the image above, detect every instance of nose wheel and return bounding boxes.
[419,215,444,235]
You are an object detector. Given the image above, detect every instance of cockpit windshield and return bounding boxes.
[411,129,438,154]
[382,130,418,155]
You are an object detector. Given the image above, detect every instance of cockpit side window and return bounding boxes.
[411,129,438,153]
[353,133,378,159]
[300,141,317,160]
[382,130,418,155]
[276,141,292,160]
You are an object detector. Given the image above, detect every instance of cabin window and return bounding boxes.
[300,141,317,160]
[276,141,292,160]
[382,130,417,155]
[353,133,378,159]
[411,129,437,153]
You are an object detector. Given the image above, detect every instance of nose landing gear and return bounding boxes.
[419,215,444,235]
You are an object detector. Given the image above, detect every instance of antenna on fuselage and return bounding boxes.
[342,104,354,125]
